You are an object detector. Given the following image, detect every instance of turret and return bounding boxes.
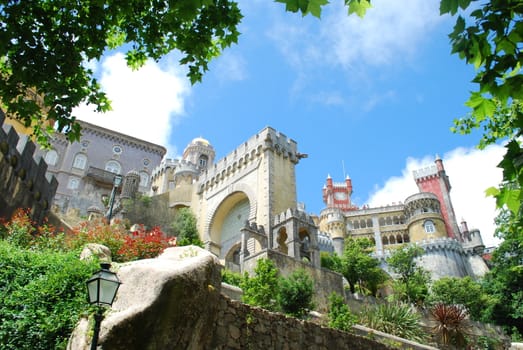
[182,137,215,172]
[413,156,461,240]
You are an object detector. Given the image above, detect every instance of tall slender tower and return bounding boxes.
[413,156,462,240]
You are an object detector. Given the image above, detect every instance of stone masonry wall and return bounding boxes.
[0,109,57,223]
[211,296,394,350]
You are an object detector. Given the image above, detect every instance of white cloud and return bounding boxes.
[268,0,443,71]
[73,52,191,157]
[322,0,442,68]
[366,145,505,247]
[214,52,248,82]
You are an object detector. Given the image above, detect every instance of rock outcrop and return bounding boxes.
[68,245,221,350]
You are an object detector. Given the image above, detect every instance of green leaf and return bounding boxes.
[347,0,371,18]
[440,0,459,15]
[465,92,496,121]
[308,0,329,18]
[485,186,500,197]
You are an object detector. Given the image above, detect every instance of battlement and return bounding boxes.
[199,127,300,192]
[151,158,179,176]
[273,207,315,226]
[0,110,57,223]
[413,164,438,181]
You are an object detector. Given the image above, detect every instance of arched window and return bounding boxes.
[403,233,410,243]
[382,236,389,245]
[72,153,87,169]
[424,220,436,233]
[44,150,58,166]
[198,154,208,168]
[105,160,121,174]
[67,177,80,189]
[139,171,149,187]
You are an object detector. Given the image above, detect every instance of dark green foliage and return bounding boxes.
[278,269,315,317]
[327,293,357,332]
[240,258,280,311]
[480,209,523,336]
[0,0,242,145]
[387,245,430,304]
[221,268,243,287]
[172,207,203,247]
[428,276,486,321]
[320,251,342,271]
[335,238,389,296]
[359,302,427,344]
[0,240,97,350]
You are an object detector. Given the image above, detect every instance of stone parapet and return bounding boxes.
[0,109,57,223]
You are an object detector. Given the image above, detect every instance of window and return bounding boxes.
[424,220,436,233]
[198,155,208,168]
[139,172,149,187]
[105,160,121,174]
[44,150,58,166]
[112,145,123,154]
[72,153,87,169]
[67,177,80,189]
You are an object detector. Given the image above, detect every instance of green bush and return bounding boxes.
[0,240,98,350]
[240,258,280,311]
[278,269,315,317]
[328,293,357,332]
[221,268,243,287]
[359,302,427,343]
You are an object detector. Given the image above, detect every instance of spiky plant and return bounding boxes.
[359,302,427,343]
[429,303,471,348]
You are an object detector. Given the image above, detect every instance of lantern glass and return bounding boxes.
[86,263,121,306]
[114,174,123,187]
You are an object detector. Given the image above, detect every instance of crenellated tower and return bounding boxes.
[322,174,357,211]
[413,156,462,240]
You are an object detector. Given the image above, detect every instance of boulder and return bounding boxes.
[79,243,112,262]
[68,245,222,350]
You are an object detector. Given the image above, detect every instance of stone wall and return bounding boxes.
[242,249,345,312]
[0,110,57,223]
[211,296,395,350]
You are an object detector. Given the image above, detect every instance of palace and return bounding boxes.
[317,157,489,280]
[149,127,489,280]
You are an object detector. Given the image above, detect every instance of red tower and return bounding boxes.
[413,156,462,240]
[322,174,357,211]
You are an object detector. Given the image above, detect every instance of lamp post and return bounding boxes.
[106,174,123,222]
[86,263,121,350]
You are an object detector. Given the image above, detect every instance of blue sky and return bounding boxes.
[75,0,504,247]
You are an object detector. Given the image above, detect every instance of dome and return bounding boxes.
[190,137,211,147]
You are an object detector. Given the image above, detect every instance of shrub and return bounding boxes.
[278,269,315,317]
[1,208,34,248]
[67,220,127,259]
[359,302,427,343]
[241,258,280,311]
[0,240,97,350]
[221,268,243,287]
[328,293,357,332]
[429,303,471,348]
[117,225,172,261]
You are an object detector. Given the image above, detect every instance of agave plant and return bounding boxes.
[359,302,427,343]
[429,303,471,348]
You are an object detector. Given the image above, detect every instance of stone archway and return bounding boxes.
[208,192,250,259]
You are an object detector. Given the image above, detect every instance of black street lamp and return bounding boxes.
[86,263,121,350]
[106,174,123,222]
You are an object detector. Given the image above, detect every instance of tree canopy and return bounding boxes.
[0,0,241,145]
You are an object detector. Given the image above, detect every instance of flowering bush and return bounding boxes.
[67,219,127,259]
[117,225,173,261]
[0,208,35,248]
